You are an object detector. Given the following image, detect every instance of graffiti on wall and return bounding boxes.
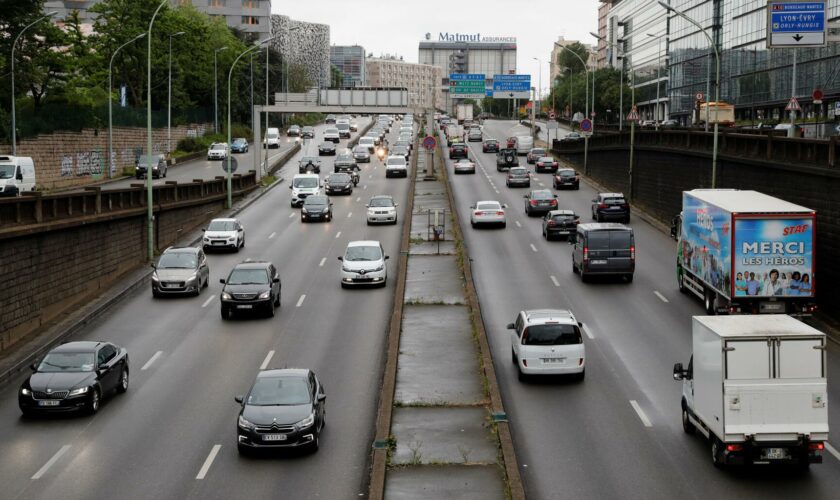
[60,149,105,180]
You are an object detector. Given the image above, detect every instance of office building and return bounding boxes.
[330,45,366,87]
[366,56,442,110]
[597,1,612,68]
[550,37,598,84]
[270,15,330,90]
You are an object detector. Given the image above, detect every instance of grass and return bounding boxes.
[259,175,276,187]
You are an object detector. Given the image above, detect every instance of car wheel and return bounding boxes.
[240,237,245,249]
[393,216,398,225]
[310,430,320,453]
[117,368,129,394]
[591,209,596,220]
[274,293,281,307]
[194,280,202,296]
[625,216,631,224]
[500,222,506,229]
[152,290,161,298]
[237,443,250,456]
[511,349,518,366]
[366,220,372,226]
[576,369,585,382]
[711,438,725,468]
[20,408,35,419]
[678,271,687,294]
[626,274,634,283]
[682,404,696,435]
[88,388,101,415]
[267,302,275,318]
[221,306,232,320]
[572,260,579,274]
[471,221,476,228]
[704,288,716,315]
[517,365,527,382]
[580,270,588,282]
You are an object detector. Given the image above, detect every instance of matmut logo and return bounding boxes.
[439,32,481,42]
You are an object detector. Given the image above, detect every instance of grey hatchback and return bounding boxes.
[571,223,635,282]
[152,246,209,297]
[505,167,531,188]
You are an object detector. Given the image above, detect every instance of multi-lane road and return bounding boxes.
[0,118,409,499]
[446,120,840,499]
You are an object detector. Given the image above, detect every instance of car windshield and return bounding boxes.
[387,158,406,166]
[207,220,237,231]
[360,138,373,144]
[247,376,311,406]
[552,214,576,222]
[523,324,581,346]
[604,197,626,205]
[300,157,318,164]
[345,245,382,262]
[227,268,269,285]
[0,165,14,179]
[303,127,314,132]
[588,231,632,249]
[211,144,226,150]
[476,202,500,211]
[538,157,554,163]
[336,123,349,130]
[336,154,353,162]
[532,190,553,200]
[304,196,328,206]
[532,149,545,155]
[294,178,319,188]
[486,140,498,144]
[328,174,351,182]
[510,168,527,176]
[326,128,339,134]
[559,170,576,177]
[157,252,196,269]
[568,133,580,138]
[370,198,394,207]
[38,352,95,373]
[320,142,333,147]
[457,159,471,164]
[233,139,246,145]
[353,146,368,153]
[290,126,300,130]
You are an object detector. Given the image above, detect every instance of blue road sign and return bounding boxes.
[580,119,592,133]
[767,1,826,47]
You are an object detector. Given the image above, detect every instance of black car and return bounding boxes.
[220,261,281,319]
[496,148,519,171]
[301,195,333,222]
[560,132,583,144]
[19,341,129,416]
[553,168,580,190]
[231,138,249,153]
[135,154,167,179]
[287,125,301,136]
[235,368,326,454]
[534,156,559,173]
[301,126,315,139]
[592,192,630,223]
[482,139,500,153]
[524,189,558,216]
[352,145,371,163]
[325,114,336,124]
[333,153,358,173]
[449,143,468,159]
[542,210,580,240]
[324,173,353,195]
[298,156,322,174]
[318,141,336,156]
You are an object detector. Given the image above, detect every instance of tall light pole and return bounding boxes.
[557,43,590,174]
[146,0,168,262]
[214,46,229,134]
[646,33,664,128]
[167,31,185,153]
[532,57,543,141]
[659,1,720,188]
[10,11,57,155]
[109,33,146,179]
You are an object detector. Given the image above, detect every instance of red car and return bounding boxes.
[482,139,500,153]
[534,156,559,173]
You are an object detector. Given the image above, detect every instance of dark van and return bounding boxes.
[571,223,635,282]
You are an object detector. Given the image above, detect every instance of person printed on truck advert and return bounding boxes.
[746,272,762,296]
[762,269,784,296]
[799,273,812,295]
[735,272,747,293]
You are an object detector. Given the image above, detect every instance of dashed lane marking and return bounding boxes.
[268,232,276,239]
[32,445,71,480]
[654,291,669,303]
[319,257,326,267]
[195,445,221,480]
[201,295,216,308]
[550,276,560,287]
[260,350,275,370]
[530,243,538,253]
[296,294,306,307]
[630,400,653,427]
[141,351,163,370]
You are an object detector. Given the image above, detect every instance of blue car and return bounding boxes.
[231,138,249,154]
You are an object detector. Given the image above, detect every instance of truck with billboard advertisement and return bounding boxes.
[670,189,816,316]
[695,102,735,126]
[456,104,473,124]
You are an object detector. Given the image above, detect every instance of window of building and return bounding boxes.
[243,0,259,8]
[209,0,226,7]
[242,16,260,25]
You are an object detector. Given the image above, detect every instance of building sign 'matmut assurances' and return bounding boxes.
[425,32,517,43]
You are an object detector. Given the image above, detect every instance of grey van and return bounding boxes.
[571,223,635,282]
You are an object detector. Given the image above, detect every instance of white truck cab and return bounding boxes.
[0,156,36,197]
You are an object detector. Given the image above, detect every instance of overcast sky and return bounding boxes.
[271,0,600,91]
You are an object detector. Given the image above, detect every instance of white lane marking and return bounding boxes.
[530,243,538,253]
[268,231,276,239]
[335,231,341,239]
[538,182,545,187]
[288,213,295,218]
[825,442,840,461]
[550,275,560,287]
[347,212,352,218]
[654,291,670,303]
[201,295,216,308]
[369,175,373,179]
[32,445,71,480]
[356,197,361,202]
[515,221,521,228]
[319,257,326,267]
[196,444,222,479]
[141,351,163,371]
[259,350,275,370]
[296,294,306,307]
[582,324,595,339]
[630,400,653,428]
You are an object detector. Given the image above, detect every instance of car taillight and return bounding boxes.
[496,211,505,216]
[550,200,557,206]
[599,203,607,209]
[583,247,589,261]
[726,444,744,452]
[623,203,629,209]
[474,211,482,216]
[630,245,635,260]
[530,200,538,206]
[574,176,580,181]
[809,442,825,451]
[547,221,556,226]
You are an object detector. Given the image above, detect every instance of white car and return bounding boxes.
[202,218,245,251]
[339,240,389,288]
[384,155,408,178]
[366,195,399,225]
[508,309,585,381]
[358,137,376,153]
[207,143,228,160]
[289,173,321,207]
[349,120,359,132]
[324,128,340,143]
[453,159,476,175]
[470,201,506,228]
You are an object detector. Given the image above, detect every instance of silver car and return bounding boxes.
[152,246,210,297]
[453,159,476,175]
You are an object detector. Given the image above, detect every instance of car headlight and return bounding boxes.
[295,413,315,430]
[258,291,271,299]
[322,207,330,213]
[301,207,308,214]
[342,266,353,272]
[20,387,30,396]
[372,265,385,272]
[152,272,160,282]
[238,415,255,430]
[69,386,89,397]
[185,273,198,283]
[221,292,232,300]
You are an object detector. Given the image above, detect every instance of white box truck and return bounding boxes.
[671,189,817,316]
[673,315,828,468]
[0,155,36,197]
[456,104,473,124]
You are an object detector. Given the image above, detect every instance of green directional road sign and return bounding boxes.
[449,74,486,99]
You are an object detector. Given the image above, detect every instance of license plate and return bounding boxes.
[541,358,566,363]
[763,448,787,460]
[760,302,785,313]
[610,206,621,210]
[591,259,607,264]
[262,434,287,442]
[38,400,60,406]
[237,305,253,309]
[212,241,224,245]
[557,230,569,234]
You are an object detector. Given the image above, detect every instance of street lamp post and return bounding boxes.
[591,32,623,130]
[146,0,168,262]
[646,33,664,129]
[227,37,276,208]
[167,31,185,154]
[109,33,146,179]
[214,46,229,134]
[533,57,544,141]
[10,11,57,155]
[557,44,590,174]
[659,1,720,188]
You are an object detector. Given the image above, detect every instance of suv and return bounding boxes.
[571,223,635,282]
[542,210,579,241]
[323,128,340,143]
[508,309,585,381]
[591,192,630,223]
[135,154,167,179]
[449,143,468,159]
[496,148,519,171]
[334,152,358,173]
[385,156,408,178]
[219,261,281,319]
[202,218,245,252]
[553,168,579,190]
[152,246,209,297]
[207,143,228,161]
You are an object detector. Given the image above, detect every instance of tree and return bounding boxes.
[555,42,590,75]
[330,64,344,87]
[287,63,314,93]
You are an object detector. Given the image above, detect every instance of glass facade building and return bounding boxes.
[330,45,366,87]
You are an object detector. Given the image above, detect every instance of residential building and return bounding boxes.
[270,15,330,90]
[330,45,366,87]
[597,1,612,68]
[366,56,442,110]
[550,37,598,84]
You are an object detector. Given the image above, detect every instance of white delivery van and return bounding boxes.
[264,127,281,148]
[0,155,36,197]
[515,135,534,155]
[289,173,321,207]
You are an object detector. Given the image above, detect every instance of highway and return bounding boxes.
[446,120,840,499]
[0,117,408,499]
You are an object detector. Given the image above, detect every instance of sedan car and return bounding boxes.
[301,126,315,139]
[526,148,547,164]
[231,138,249,153]
[385,155,408,178]
[318,141,336,155]
[298,156,322,174]
[524,189,558,216]
[534,156,559,173]
[236,369,325,454]
[470,201,506,228]
[202,218,245,252]
[453,159,476,175]
[353,145,371,163]
[553,168,580,189]
[207,142,228,161]
[19,341,129,416]
[560,132,582,144]
[449,143,468,159]
[324,173,353,195]
[220,261,281,319]
[506,166,531,188]
[542,210,580,240]
[301,195,333,222]
[287,125,301,136]
[366,195,398,225]
[152,246,209,297]
[339,240,389,288]
[482,139,500,153]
